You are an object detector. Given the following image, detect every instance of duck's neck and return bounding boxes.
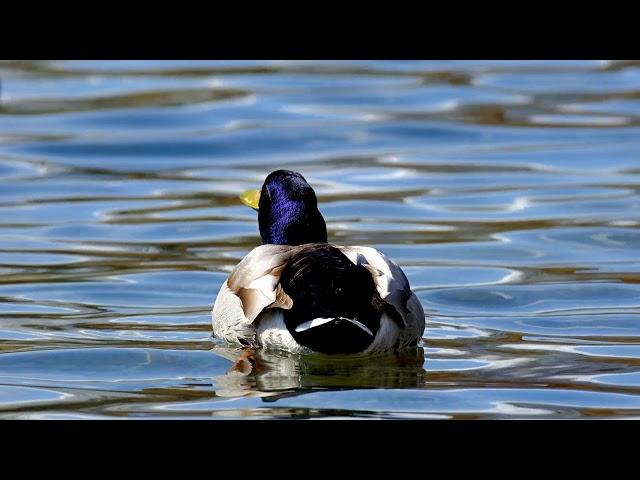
[259,196,327,246]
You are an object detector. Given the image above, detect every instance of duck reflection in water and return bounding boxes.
[209,342,427,400]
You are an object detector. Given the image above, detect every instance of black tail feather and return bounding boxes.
[280,244,384,354]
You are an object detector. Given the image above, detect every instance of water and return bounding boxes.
[0,60,639,419]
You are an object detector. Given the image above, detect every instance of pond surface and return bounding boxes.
[1,60,640,419]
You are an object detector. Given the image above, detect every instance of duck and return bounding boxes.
[212,169,425,355]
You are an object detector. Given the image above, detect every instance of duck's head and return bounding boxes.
[241,170,327,246]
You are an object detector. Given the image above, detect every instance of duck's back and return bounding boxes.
[212,243,425,353]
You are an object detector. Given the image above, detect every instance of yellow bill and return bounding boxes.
[239,189,261,210]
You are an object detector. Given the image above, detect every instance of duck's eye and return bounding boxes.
[335,287,343,295]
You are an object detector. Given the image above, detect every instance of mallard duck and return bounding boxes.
[212,170,425,354]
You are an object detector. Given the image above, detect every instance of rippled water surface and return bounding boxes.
[1,60,640,419]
